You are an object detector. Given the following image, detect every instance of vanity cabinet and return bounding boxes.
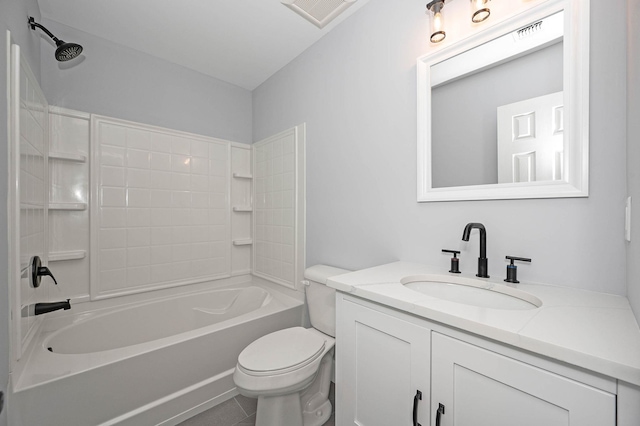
[336,294,617,426]
[336,297,431,426]
[431,332,615,426]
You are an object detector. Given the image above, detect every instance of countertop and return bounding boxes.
[327,261,640,386]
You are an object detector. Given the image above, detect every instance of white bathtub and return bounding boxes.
[10,277,304,426]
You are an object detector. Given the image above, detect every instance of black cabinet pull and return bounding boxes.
[435,403,445,426]
[413,390,422,426]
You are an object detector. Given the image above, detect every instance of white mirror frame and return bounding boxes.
[417,0,589,202]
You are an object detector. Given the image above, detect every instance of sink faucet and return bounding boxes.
[462,222,489,278]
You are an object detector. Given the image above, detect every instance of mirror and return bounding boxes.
[417,0,589,202]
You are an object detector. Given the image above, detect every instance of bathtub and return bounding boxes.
[10,277,304,426]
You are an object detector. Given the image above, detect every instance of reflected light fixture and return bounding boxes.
[471,0,491,23]
[427,0,446,43]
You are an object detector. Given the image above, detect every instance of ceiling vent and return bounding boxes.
[282,0,358,29]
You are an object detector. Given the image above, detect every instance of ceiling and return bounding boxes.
[37,0,371,91]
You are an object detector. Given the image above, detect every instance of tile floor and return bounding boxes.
[178,383,335,426]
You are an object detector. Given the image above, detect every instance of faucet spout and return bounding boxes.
[34,299,71,316]
[462,223,489,278]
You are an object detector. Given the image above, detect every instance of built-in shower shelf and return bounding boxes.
[49,151,87,162]
[232,173,253,180]
[232,239,253,246]
[49,250,86,262]
[233,206,253,212]
[48,202,87,211]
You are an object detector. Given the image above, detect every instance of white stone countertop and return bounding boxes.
[327,261,640,386]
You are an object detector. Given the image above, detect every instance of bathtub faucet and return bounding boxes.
[462,222,489,278]
[34,299,71,316]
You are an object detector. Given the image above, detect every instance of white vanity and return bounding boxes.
[328,262,640,426]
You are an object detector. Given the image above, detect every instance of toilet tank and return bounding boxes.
[304,265,351,337]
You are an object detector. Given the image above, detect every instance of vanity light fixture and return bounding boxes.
[427,0,447,43]
[427,0,492,43]
[470,0,491,23]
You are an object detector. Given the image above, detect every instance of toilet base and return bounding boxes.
[255,393,303,426]
[302,399,332,426]
[251,347,334,426]
[253,389,332,426]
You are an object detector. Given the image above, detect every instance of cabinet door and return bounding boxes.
[337,297,430,426]
[431,333,616,426]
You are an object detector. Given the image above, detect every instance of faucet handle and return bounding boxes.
[505,256,531,283]
[30,256,58,287]
[442,249,461,274]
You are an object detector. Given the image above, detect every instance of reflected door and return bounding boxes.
[497,91,564,183]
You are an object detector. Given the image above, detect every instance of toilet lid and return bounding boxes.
[238,327,326,375]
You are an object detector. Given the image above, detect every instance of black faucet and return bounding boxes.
[462,223,489,278]
[34,299,71,316]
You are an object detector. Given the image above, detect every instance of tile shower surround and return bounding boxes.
[254,132,297,287]
[18,57,49,345]
[95,118,232,296]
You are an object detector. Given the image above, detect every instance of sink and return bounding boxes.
[401,275,542,310]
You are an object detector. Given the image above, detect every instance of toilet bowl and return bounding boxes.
[233,265,349,426]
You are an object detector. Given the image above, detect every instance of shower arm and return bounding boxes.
[28,17,61,44]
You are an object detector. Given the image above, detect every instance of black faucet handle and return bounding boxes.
[506,256,531,264]
[505,256,531,283]
[31,256,59,287]
[442,249,461,274]
[441,249,460,256]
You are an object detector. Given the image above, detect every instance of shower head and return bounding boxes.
[29,17,83,62]
[55,41,83,62]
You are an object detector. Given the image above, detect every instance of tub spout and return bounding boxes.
[34,299,71,316]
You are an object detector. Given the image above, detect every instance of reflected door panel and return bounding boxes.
[497,91,564,184]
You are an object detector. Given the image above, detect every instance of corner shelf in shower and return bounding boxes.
[232,206,253,212]
[49,250,86,262]
[48,151,87,163]
[232,173,253,180]
[232,239,253,246]
[48,202,87,211]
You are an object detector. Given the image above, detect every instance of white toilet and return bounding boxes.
[233,265,349,426]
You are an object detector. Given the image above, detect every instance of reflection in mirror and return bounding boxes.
[432,40,563,188]
[417,0,589,202]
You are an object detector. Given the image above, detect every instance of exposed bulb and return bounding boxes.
[433,12,444,32]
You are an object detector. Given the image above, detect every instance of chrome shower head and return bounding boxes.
[29,17,83,62]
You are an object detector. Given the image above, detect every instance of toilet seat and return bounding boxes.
[237,327,326,376]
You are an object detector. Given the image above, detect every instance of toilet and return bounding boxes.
[233,265,349,426]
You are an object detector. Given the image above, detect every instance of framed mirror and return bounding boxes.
[417,0,589,202]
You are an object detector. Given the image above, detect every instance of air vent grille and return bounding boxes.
[282,0,357,29]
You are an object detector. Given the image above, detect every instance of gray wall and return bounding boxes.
[0,2,43,424]
[432,43,563,188]
[627,0,640,321]
[39,19,253,144]
[253,0,629,295]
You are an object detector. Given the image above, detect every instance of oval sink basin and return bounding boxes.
[401,275,542,310]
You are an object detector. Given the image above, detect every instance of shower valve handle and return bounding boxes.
[31,256,58,287]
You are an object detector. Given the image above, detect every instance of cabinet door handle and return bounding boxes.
[413,390,422,426]
[435,403,445,426]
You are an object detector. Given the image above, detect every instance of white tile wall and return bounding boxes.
[92,117,231,298]
[253,131,298,288]
[19,60,49,344]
